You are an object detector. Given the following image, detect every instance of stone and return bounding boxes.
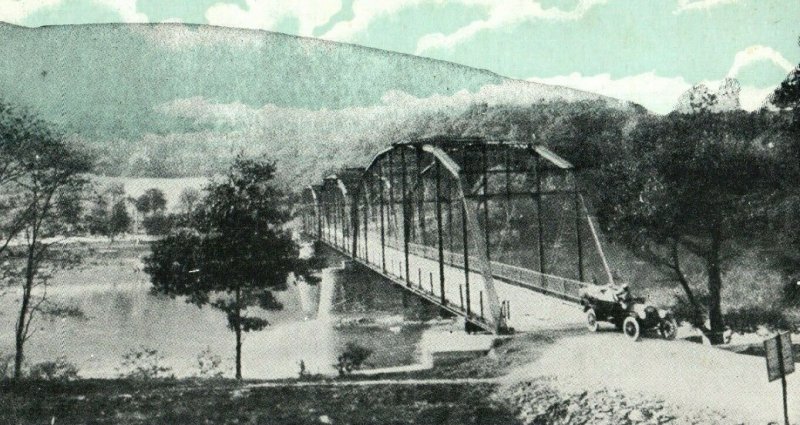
[319,414,332,424]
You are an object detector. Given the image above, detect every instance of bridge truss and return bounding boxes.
[300,137,613,334]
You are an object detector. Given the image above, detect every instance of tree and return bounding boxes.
[144,157,321,379]
[86,195,110,236]
[109,200,131,239]
[178,187,201,214]
[0,113,92,378]
[135,188,167,216]
[141,211,173,235]
[595,104,779,343]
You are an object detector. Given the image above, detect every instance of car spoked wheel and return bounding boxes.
[586,309,599,332]
[659,317,678,340]
[623,316,641,341]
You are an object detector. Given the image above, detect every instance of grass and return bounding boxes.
[0,379,519,425]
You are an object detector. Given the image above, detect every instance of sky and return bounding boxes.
[0,0,797,113]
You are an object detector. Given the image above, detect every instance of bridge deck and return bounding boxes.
[319,230,584,333]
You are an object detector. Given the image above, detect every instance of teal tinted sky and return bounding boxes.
[1,0,798,112]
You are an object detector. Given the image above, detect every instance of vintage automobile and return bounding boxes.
[579,284,678,341]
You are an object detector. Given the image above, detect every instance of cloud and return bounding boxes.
[321,0,435,41]
[528,72,690,114]
[726,45,795,78]
[414,0,607,54]
[0,0,63,23]
[674,0,739,13]
[528,44,793,113]
[205,0,341,37]
[95,0,147,23]
[529,72,776,113]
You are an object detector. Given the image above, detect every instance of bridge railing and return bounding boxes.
[372,234,586,302]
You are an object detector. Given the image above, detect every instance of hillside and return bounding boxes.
[0,23,642,185]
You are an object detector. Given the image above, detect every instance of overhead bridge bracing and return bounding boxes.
[299,137,613,334]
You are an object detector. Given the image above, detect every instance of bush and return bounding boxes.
[118,347,173,380]
[724,306,795,334]
[142,212,174,235]
[335,342,372,376]
[27,357,79,381]
[783,274,800,306]
[671,292,710,327]
[196,348,224,378]
[0,353,13,380]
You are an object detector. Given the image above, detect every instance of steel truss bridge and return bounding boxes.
[299,136,614,334]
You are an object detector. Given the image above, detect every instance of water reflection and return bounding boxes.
[0,246,448,379]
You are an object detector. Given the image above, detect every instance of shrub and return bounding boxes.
[196,348,224,378]
[724,306,795,334]
[118,347,173,380]
[671,292,710,327]
[783,274,800,306]
[27,357,79,381]
[142,212,174,235]
[335,342,372,376]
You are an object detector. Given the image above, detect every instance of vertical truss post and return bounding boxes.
[436,160,446,305]
[482,143,491,261]
[379,165,387,273]
[415,145,425,244]
[401,147,411,286]
[534,153,546,281]
[462,202,471,316]
[461,145,471,316]
[363,182,369,262]
[573,172,584,281]
[388,152,396,239]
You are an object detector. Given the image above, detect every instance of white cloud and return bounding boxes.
[528,44,793,113]
[321,0,436,41]
[528,72,690,114]
[726,45,795,78]
[414,0,607,54]
[0,0,147,25]
[205,0,341,37]
[674,0,739,13]
[95,0,147,23]
[528,72,777,113]
[0,0,63,24]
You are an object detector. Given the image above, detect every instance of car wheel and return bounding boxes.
[586,309,599,332]
[660,317,678,340]
[623,316,641,341]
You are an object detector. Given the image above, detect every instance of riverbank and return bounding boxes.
[1,330,773,425]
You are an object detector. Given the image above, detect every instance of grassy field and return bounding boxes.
[0,379,518,425]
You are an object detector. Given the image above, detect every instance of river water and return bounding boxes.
[0,243,446,379]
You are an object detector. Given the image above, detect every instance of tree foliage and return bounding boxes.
[145,157,322,379]
[0,99,92,378]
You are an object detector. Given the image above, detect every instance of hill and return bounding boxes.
[0,23,642,185]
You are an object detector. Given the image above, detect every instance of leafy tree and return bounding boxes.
[0,104,92,378]
[135,188,167,216]
[142,211,174,235]
[86,195,110,236]
[109,199,131,239]
[144,157,321,379]
[178,187,201,214]
[768,57,800,302]
[595,107,779,343]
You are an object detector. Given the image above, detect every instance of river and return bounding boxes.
[0,243,446,379]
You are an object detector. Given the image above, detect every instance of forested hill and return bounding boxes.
[0,22,643,186]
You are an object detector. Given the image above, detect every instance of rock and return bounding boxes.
[319,415,332,424]
[628,409,647,422]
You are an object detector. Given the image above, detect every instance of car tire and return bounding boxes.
[586,309,599,332]
[623,316,641,341]
[660,317,678,340]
